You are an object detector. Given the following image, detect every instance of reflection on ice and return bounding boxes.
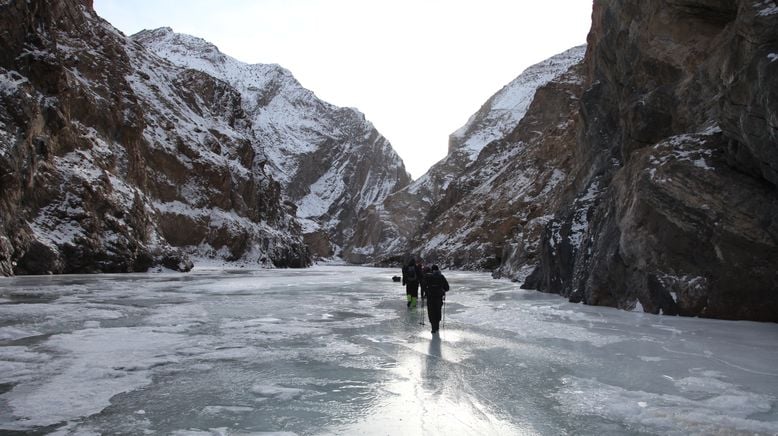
[0,266,776,435]
[330,333,525,436]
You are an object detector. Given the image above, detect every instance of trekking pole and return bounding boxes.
[442,296,446,329]
[419,294,426,325]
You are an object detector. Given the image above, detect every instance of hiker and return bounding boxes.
[424,265,449,333]
[420,264,431,300]
[401,258,423,308]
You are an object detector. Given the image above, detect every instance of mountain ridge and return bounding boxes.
[0,0,409,273]
[359,46,587,271]
[367,0,778,322]
[133,26,412,262]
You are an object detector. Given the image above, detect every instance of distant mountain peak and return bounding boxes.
[450,45,586,161]
[134,27,228,63]
[134,26,411,262]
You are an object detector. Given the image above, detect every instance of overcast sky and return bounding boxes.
[95,1,593,179]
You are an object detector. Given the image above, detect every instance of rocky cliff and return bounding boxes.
[380,0,777,322]
[0,0,311,273]
[370,46,587,270]
[133,28,411,263]
[415,46,587,272]
[524,0,778,322]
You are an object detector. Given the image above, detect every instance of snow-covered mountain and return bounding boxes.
[0,0,313,273]
[450,46,586,163]
[0,0,410,273]
[368,46,586,269]
[374,0,778,322]
[133,28,411,262]
[416,46,587,272]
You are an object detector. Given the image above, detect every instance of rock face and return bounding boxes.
[416,47,587,273]
[0,0,310,273]
[133,28,411,263]
[525,0,778,321]
[377,1,778,322]
[373,46,587,271]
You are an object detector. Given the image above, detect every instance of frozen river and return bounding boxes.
[0,266,777,435]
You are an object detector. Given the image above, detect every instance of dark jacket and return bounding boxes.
[420,266,431,294]
[402,263,423,285]
[424,270,449,298]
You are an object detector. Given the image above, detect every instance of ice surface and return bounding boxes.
[0,267,777,435]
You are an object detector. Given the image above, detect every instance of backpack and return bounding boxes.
[404,265,417,282]
[425,272,448,297]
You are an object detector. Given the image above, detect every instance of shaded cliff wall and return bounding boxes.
[526,0,778,321]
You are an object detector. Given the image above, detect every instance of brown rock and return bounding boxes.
[527,0,778,321]
[0,0,310,275]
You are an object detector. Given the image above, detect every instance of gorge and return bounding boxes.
[0,0,776,322]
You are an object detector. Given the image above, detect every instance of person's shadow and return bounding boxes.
[422,335,443,394]
[429,335,442,358]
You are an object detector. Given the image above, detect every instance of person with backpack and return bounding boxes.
[401,258,423,308]
[420,264,431,300]
[424,265,449,333]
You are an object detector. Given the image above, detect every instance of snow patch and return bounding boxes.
[569,180,600,249]
[296,171,346,219]
[251,384,305,401]
[0,70,29,96]
[451,45,586,161]
[3,327,186,429]
[754,0,778,16]
[29,211,86,250]
[647,129,718,182]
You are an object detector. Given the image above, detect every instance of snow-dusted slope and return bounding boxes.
[134,28,411,261]
[0,0,308,273]
[368,46,587,265]
[409,46,588,271]
[133,28,317,184]
[450,45,586,162]
[403,45,586,203]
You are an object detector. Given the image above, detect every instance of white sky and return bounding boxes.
[94,1,593,179]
